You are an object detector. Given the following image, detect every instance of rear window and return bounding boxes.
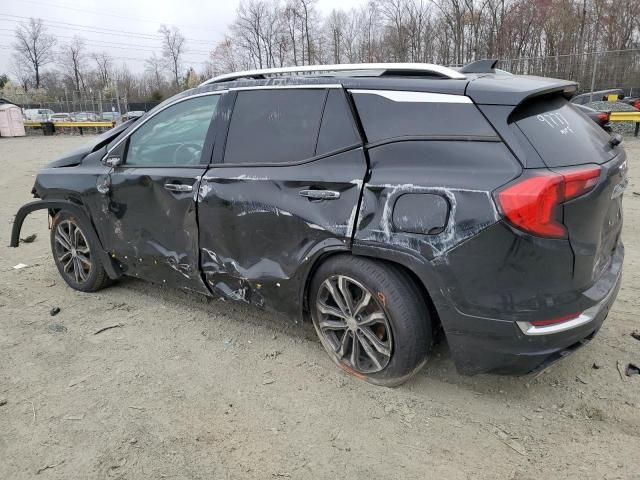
[350,90,496,143]
[514,96,616,167]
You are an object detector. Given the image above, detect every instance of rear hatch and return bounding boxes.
[513,95,625,287]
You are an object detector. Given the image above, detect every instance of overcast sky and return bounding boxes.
[0,0,368,77]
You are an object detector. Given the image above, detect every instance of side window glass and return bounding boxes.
[351,90,496,143]
[224,89,326,164]
[125,95,219,167]
[315,89,360,156]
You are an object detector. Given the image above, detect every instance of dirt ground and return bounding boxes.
[1,134,639,480]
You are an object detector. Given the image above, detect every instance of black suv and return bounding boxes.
[11,62,626,386]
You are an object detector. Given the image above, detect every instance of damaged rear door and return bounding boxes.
[198,86,366,315]
[96,93,221,292]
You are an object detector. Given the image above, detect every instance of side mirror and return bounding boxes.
[102,142,125,167]
[104,155,122,167]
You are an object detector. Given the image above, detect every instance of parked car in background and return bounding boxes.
[11,62,626,386]
[72,112,99,122]
[50,113,72,123]
[571,89,625,105]
[101,112,121,122]
[573,104,612,132]
[621,97,640,110]
[23,108,54,122]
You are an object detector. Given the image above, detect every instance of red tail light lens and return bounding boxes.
[496,165,601,238]
[633,100,640,110]
[531,312,582,327]
[596,112,609,122]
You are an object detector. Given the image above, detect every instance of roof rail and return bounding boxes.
[459,59,499,74]
[200,63,466,86]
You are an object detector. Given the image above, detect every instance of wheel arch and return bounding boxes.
[301,246,443,334]
[10,199,122,280]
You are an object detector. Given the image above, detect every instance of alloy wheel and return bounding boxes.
[316,275,393,373]
[54,220,92,284]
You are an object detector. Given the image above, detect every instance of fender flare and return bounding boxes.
[10,199,122,280]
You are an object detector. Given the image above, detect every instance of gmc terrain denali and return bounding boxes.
[11,61,626,386]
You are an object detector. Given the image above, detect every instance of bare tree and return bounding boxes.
[12,18,56,89]
[59,37,88,93]
[92,52,113,90]
[145,53,166,90]
[159,25,186,88]
[11,56,32,91]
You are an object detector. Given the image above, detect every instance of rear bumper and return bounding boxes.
[443,242,623,375]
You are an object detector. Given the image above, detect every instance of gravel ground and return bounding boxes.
[1,135,639,479]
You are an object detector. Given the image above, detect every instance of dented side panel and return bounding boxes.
[354,140,521,310]
[198,149,367,316]
[96,166,209,293]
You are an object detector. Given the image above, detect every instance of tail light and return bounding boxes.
[633,100,640,110]
[496,165,601,238]
[596,112,610,122]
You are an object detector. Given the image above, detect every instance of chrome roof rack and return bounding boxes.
[200,63,466,86]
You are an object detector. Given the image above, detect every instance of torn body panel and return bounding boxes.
[197,148,367,316]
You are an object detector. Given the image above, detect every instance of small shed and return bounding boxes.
[0,103,26,137]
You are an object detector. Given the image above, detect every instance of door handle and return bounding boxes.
[164,183,193,192]
[299,189,340,200]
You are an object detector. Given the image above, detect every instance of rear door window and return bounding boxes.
[224,89,326,164]
[513,96,616,167]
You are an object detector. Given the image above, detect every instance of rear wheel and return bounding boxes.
[309,255,432,386]
[50,211,111,292]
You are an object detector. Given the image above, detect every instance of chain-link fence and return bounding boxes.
[501,49,640,96]
[5,91,134,116]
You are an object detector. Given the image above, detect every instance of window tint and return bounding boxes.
[514,96,615,167]
[224,89,326,164]
[126,94,219,166]
[315,89,360,156]
[351,90,496,142]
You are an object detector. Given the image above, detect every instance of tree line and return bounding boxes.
[4,0,640,105]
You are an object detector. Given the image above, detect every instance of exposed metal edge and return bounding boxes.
[350,89,472,104]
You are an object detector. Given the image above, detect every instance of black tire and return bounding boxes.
[309,254,432,387]
[50,211,111,292]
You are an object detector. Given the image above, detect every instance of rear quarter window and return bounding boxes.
[350,90,496,143]
[513,96,616,167]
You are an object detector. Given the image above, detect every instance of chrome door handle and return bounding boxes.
[299,189,340,200]
[164,183,193,192]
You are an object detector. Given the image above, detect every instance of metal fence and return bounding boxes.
[6,91,133,115]
[501,49,640,96]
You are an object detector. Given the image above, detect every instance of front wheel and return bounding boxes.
[50,211,111,292]
[309,255,432,387]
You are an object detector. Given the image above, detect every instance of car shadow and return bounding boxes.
[110,276,578,398]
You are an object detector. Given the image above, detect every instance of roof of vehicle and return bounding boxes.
[150,63,578,115]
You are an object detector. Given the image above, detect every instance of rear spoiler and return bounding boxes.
[466,74,577,106]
